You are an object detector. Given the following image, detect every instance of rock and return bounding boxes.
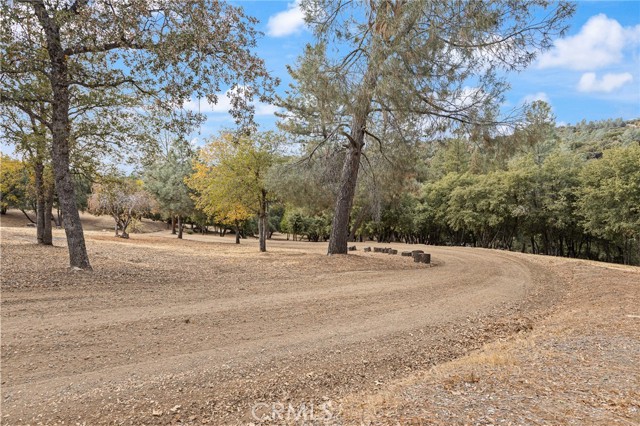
[401,251,412,257]
[26,222,36,227]
[374,247,384,253]
[348,245,357,251]
[152,409,163,416]
[414,253,431,264]
[364,247,372,252]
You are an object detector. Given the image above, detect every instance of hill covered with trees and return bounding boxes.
[3,110,638,265]
[269,111,640,265]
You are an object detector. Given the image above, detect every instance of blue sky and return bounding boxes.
[191,0,640,140]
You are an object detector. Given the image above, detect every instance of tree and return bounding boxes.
[515,100,558,164]
[2,0,275,269]
[1,101,58,245]
[0,155,33,216]
[186,132,282,251]
[144,139,195,239]
[579,145,640,265]
[539,151,583,256]
[280,208,307,241]
[279,0,574,254]
[88,177,155,239]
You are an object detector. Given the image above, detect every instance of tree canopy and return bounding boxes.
[186,132,283,251]
[88,176,156,238]
[144,139,195,238]
[1,0,276,268]
[278,0,575,254]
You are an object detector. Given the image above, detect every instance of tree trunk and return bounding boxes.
[258,190,267,252]
[34,2,91,269]
[34,161,46,244]
[327,51,378,255]
[119,218,130,238]
[43,190,53,245]
[171,215,176,234]
[177,215,183,239]
[235,222,241,244]
[328,129,365,254]
[258,213,267,252]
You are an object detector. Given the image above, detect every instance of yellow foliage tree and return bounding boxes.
[0,155,33,217]
[186,132,282,250]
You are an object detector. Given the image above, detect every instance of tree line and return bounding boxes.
[14,0,638,269]
[270,113,640,265]
[4,113,639,265]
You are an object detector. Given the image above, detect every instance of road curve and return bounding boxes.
[1,231,561,424]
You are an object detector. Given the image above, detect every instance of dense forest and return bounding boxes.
[270,110,640,265]
[3,108,639,265]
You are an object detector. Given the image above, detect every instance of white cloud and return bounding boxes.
[184,96,231,114]
[183,88,279,116]
[577,72,634,93]
[255,103,280,116]
[522,92,550,104]
[267,0,306,37]
[538,14,640,70]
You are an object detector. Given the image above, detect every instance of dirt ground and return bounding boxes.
[0,212,638,425]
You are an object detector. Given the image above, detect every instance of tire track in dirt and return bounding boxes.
[1,231,559,424]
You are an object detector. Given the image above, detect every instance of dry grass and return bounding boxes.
[2,212,639,425]
[0,208,166,233]
[338,258,640,425]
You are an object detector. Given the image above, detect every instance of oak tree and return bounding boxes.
[88,177,155,239]
[2,0,275,268]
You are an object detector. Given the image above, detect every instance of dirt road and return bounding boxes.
[2,226,564,424]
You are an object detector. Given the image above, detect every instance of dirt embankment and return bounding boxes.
[1,224,638,425]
